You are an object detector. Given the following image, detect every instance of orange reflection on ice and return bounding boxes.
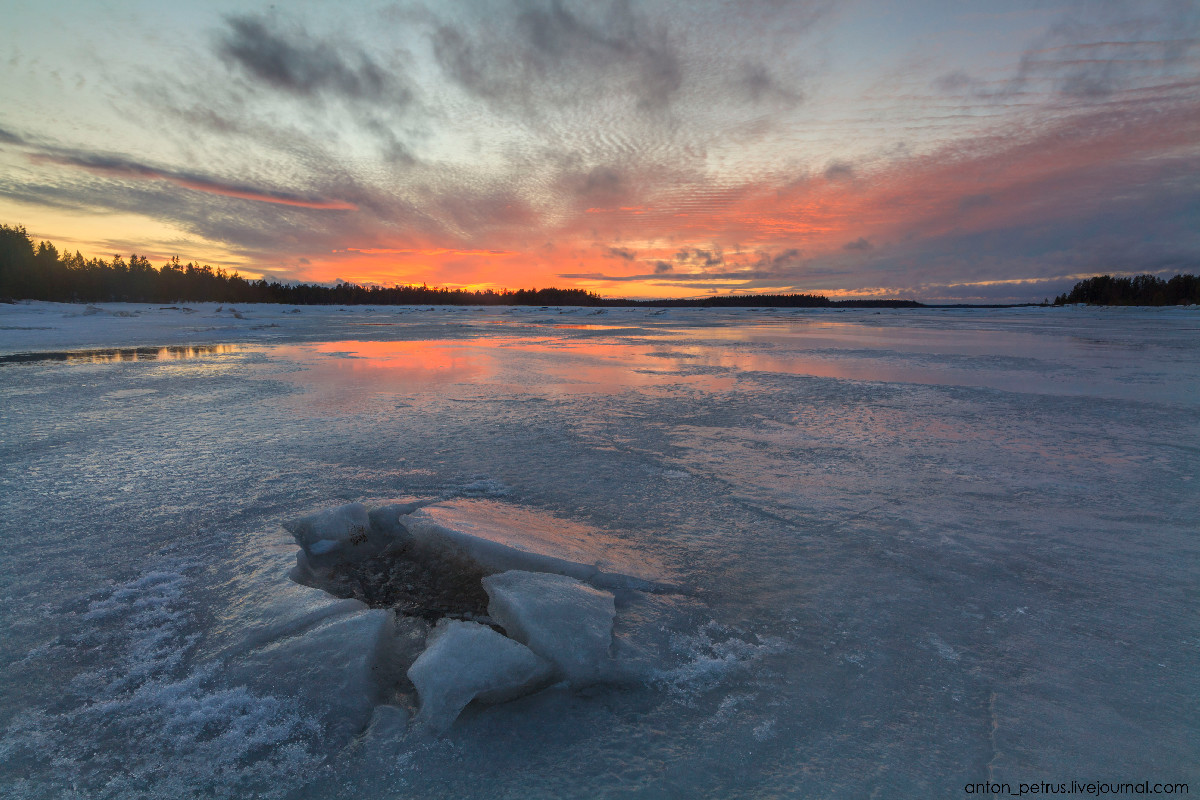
[301,340,491,387]
[0,343,240,365]
[273,336,737,415]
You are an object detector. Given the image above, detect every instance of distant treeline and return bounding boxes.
[0,224,606,306]
[1054,274,1200,306]
[629,294,921,308]
[0,222,921,308]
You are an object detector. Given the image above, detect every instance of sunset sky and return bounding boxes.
[2,0,1197,301]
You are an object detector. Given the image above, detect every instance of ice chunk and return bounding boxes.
[285,503,389,563]
[483,570,615,685]
[362,704,410,746]
[367,500,424,546]
[227,608,395,744]
[407,619,553,732]
[379,615,432,684]
[216,574,366,661]
[200,530,367,662]
[403,499,670,592]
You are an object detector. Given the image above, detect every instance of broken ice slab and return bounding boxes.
[219,572,367,661]
[402,498,672,592]
[285,498,438,568]
[407,619,554,733]
[483,570,616,685]
[284,503,385,563]
[367,498,428,543]
[225,607,396,745]
[198,530,370,662]
[362,703,411,747]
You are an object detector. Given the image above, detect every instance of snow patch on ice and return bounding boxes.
[655,621,787,701]
[926,633,961,662]
[0,560,324,800]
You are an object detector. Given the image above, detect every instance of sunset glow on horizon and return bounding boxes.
[2,1,1197,302]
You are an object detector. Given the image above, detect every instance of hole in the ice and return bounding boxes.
[282,500,695,733]
[314,545,493,625]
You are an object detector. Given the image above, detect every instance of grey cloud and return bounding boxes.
[737,62,803,106]
[1056,59,1120,99]
[0,125,26,145]
[432,187,537,231]
[137,21,419,167]
[1011,36,1123,100]
[654,260,672,273]
[0,146,440,265]
[958,194,992,212]
[218,14,407,104]
[843,237,872,251]
[675,247,723,267]
[557,269,770,282]
[362,117,416,165]
[556,272,642,281]
[933,69,977,94]
[665,282,777,292]
[824,161,854,181]
[0,175,312,256]
[607,246,637,260]
[564,165,627,204]
[33,150,358,210]
[433,0,681,112]
[830,158,1200,302]
[758,247,803,267]
[949,4,1200,104]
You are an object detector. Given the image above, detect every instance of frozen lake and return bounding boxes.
[0,302,1196,798]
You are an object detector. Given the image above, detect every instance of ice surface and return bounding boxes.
[407,619,554,732]
[483,570,616,684]
[3,302,1197,798]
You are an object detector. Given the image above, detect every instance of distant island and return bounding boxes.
[1053,274,1200,306]
[2,223,1196,308]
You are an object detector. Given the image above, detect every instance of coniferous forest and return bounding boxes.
[0,223,607,307]
[1053,274,1200,306]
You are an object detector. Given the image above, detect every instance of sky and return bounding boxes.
[1,0,1198,302]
